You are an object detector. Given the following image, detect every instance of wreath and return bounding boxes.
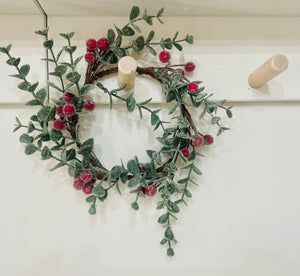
[0,6,232,256]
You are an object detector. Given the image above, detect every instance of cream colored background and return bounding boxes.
[1,1,300,275]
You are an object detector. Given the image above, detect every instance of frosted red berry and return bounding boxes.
[97,38,110,51]
[80,170,93,184]
[141,186,157,196]
[188,82,198,94]
[159,51,171,63]
[85,52,95,64]
[181,148,191,158]
[53,119,64,131]
[73,178,84,190]
[56,105,65,117]
[86,38,97,51]
[63,104,76,116]
[85,100,95,111]
[146,186,157,196]
[185,62,195,72]
[193,136,204,147]
[82,184,93,195]
[204,134,214,145]
[141,166,147,172]
[63,92,76,103]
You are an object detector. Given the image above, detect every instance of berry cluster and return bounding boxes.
[85,38,110,64]
[180,135,214,158]
[73,170,96,194]
[53,92,95,131]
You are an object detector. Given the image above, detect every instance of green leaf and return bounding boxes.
[35,28,49,36]
[164,226,174,240]
[54,65,67,76]
[36,88,47,103]
[135,36,145,50]
[184,189,192,198]
[157,7,164,17]
[107,28,116,45]
[128,175,142,188]
[169,101,181,115]
[226,109,233,118]
[60,32,75,40]
[43,40,53,49]
[50,129,63,142]
[173,42,183,51]
[79,84,92,96]
[165,163,177,173]
[49,162,65,171]
[48,81,63,92]
[130,6,140,20]
[164,38,173,49]
[131,202,139,211]
[178,116,189,128]
[145,31,154,44]
[28,82,39,92]
[37,106,52,121]
[151,113,159,125]
[192,165,202,175]
[18,82,30,91]
[26,99,41,106]
[146,45,156,56]
[41,146,51,160]
[0,44,12,54]
[122,26,135,36]
[145,16,153,25]
[89,206,97,215]
[93,184,106,197]
[27,122,35,133]
[86,195,96,203]
[127,159,140,175]
[113,47,126,58]
[82,138,94,148]
[126,97,136,113]
[66,149,76,161]
[66,72,80,83]
[110,166,122,179]
[167,248,175,257]
[158,213,168,224]
[160,238,168,245]
[19,133,33,144]
[120,172,128,184]
[167,201,180,213]
[185,34,194,44]
[178,178,189,184]
[211,116,221,124]
[131,23,141,33]
[24,144,36,155]
[114,35,122,47]
[74,56,83,67]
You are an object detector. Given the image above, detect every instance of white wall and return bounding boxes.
[1,9,300,276]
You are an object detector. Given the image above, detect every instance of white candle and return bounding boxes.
[248,54,289,89]
[118,56,137,90]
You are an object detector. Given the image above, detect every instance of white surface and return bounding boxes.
[47,16,300,102]
[1,104,300,275]
[0,0,40,15]
[39,0,300,16]
[0,15,46,104]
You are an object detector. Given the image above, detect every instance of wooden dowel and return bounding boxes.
[118,56,137,90]
[248,54,288,89]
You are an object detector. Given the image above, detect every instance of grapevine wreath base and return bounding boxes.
[0,6,232,256]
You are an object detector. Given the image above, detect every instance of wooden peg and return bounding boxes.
[248,54,288,89]
[118,56,137,90]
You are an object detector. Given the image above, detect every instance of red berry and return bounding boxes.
[181,148,191,158]
[82,184,93,195]
[85,52,95,64]
[97,38,110,51]
[193,136,204,147]
[86,38,97,51]
[141,186,157,196]
[73,178,84,190]
[188,82,198,94]
[56,105,65,117]
[85,100,95,111]
[146,186,157,196]
[204,135,214,145]
[63,104,76,116]
[63,92,76,103]
[176,69,185,76]
[141,166,147,172]
[53,119,64,131]
[80,170,93,184]
[159,51,171,63]
[185,62,195,72]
